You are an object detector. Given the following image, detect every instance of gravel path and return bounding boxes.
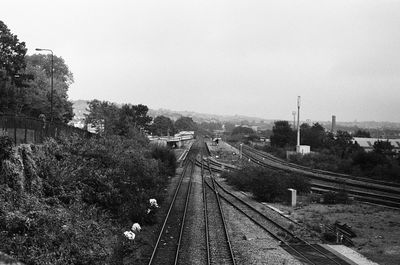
[178,165,207,265]
[216,177,321,244]
[221,199,303,265]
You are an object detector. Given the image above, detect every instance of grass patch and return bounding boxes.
[271,202,400,265]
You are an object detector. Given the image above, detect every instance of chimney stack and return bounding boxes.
[331,115,336,133]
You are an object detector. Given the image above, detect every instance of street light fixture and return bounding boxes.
[35,48,54,122]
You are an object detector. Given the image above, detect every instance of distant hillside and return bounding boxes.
[71,100,273,125]
[71,100,400,130]
[147,108,273,124]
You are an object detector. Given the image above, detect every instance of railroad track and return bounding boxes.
[149,139,236,265]
[212,177,320,243]
[148,143,198,265]
[199,152,400,209]
[203,166,236,264]
[242,144,400,189]
[237,144,400,208]
[203,159,352,265]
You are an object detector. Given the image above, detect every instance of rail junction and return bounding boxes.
[238,144,400,209]
[148,139,357,264]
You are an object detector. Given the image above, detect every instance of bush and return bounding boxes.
[322,231,337,242]
[150,145,177,177]
[0,136,14,161]
[262,145,287,159]
[0,133,176,264]
[223,165,310,202]
[322,190,349,204]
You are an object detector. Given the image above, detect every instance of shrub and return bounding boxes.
[262,145,287,159]
[223,165,310,202]
[0,133,175,264]
[0,136,14,161]
[322,190,349,204]
[322,231,337,242]
[150,145,177,177]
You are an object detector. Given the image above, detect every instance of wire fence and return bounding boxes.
[0,114,92,144]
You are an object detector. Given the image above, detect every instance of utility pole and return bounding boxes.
[296,96,301,148]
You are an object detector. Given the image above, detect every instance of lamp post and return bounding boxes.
[35,48,54,122]
[296,96,301,149]
[292,111,296,128]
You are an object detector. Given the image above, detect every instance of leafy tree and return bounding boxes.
[231,126,254,135]
[25,54,74,123]
[150,115,175,136]
[223,122,236,132]
[85,100,119,135]
[198,121,222,135]
[352,150,388,171]
[373,140,394,156]
[301,122,326,149]
[175,116,197,132]
[85,101,153,137]
[240,120,250,125]
[270,120,295,148]
[0,21,27,115]
[116,104,152,136]
[0,25,74,122]
[5,55,75,122]
[0,21,27,77]
[328,130,360,159]
[353,129,371,138]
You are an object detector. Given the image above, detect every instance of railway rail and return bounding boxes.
[242,144,400,189]
[236,144,400,208]
[149,139,370,264]
[203,161,236,265]
[148,144,198,265]
[203,158,352,265]
[198,152,400,209]
[149,140,237,265]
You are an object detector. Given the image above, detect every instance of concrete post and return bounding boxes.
[287,188,297,207]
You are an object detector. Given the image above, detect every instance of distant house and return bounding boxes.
[353,137,400,153]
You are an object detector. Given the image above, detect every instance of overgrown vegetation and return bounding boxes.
[0,134,176,264]
[1,20,74,123]
[225,126,259,144]
[222,165,310,202]
[265,120,400,183]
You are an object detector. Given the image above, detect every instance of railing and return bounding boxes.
[0,114,92,144]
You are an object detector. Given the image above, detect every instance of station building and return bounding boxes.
[353,137,400,153]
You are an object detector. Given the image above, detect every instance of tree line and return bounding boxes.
[0,21,74,123]
[269,120,400,182]
[84,99,197,137]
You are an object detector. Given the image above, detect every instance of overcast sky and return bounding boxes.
[2,0,400,122]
